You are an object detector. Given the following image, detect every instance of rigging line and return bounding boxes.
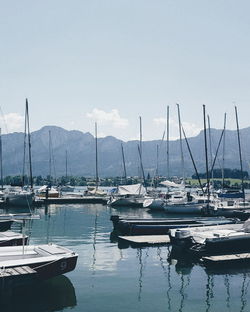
[235,106,245,200]
[182,126,204,194]
[207,115,213,181]
[51,138,57,184]
[176,103,185,181]
[210,128,225,174]
[22,105,27,188]
[26,99,33,191]
[203,105,210,201]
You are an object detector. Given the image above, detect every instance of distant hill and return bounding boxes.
[1,125,250,177]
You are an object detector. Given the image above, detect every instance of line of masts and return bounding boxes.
[0,103,246,190]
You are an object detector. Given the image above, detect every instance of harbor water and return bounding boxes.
[1,203,250,312]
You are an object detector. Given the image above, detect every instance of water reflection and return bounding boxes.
[0,275,76,312]
[136,248,149,301]
[2,203,250,311]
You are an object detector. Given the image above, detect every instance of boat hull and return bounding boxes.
[0,244,78,280]
[4,193,34,206]
[164,203,203,214]
[31,255,78,280]
[0,220,13,232]
[108,197,144,208]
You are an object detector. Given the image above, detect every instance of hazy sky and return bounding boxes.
[0,0,249,141]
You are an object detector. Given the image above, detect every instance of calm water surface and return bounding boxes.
[1,203,250,312]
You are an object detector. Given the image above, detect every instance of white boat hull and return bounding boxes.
[143,198,166,210]
[164,202,203,214]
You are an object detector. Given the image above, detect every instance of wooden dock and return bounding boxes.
[202,253,250,266]
[118,235,170,246]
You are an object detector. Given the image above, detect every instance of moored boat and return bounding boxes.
[4,187,34,206]
[111,215,238,236]
[0,243,78,280]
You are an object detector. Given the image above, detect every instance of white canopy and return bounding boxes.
[116,183,146,196]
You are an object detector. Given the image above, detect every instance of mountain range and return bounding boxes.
[1,125,250,178]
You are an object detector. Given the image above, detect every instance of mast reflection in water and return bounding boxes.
[1,203,250,312]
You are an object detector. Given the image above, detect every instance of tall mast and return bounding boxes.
[166,105,170,179]
[49,130,52,184]
[137,145,147,193]
[0,128,3,190]
[139,116,142,180]
[22,105,27,188]
[222,113,227,189]
[65,150,68,179]
[155,143,159,188]
[235,106,245,199]
[139,116,142,155]
[121,143,127,184]
[203,105,210,200]
[26,99,33,191]
[207,115,213,181]
[95,122,99,190]
[176,103,184,182]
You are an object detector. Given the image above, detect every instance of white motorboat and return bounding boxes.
[205,198,250,216]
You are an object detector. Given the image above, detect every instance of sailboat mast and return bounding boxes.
[0,128,3,190]
[65,150,68,179]
[203,105,210,200]
[222,113,227,189]
[49,130,52,184]
[235,106,245,199]
[139,116,142,155]
[95,122,99,190]
[166,105,170,179]
[207,115,213,181]
[139,116,143,181]
[26,99,33,191]
[137,144,147,193]
[22,106,27,188]
[176,103,184,182]
[121,143,127,184]
[155,144,159,188]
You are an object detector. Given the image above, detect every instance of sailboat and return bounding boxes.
[4,99,34,206]
[36,130,60,198]
[206,106,250,216]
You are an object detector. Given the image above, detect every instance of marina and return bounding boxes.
[1,202,250,311]
[2,1,250,311]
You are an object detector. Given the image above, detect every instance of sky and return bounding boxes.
[0,0,250,141]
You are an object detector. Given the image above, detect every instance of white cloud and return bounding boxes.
[86,108,129,128]
[0,113,24,133]
[153,117,166,126]
[182,121,202,137]
[153,116,201,140]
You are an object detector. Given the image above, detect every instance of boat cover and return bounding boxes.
[116,184,146,196]
[160,180,184,188]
